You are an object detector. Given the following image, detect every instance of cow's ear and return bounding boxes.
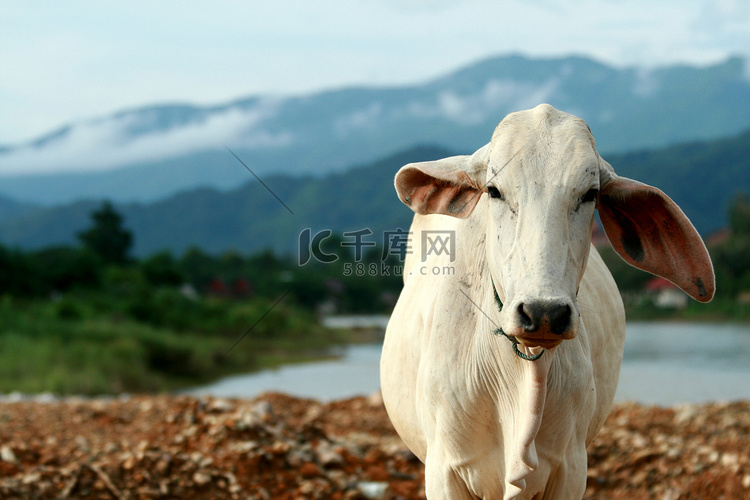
[395,145,488,218]
[598,176,715,302]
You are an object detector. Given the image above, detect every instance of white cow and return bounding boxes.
[380,104,714,500]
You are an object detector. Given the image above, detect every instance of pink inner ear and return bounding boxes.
[396,166,481,219]
[598,178,715,302]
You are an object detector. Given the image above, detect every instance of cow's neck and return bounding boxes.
[471,271,555,496]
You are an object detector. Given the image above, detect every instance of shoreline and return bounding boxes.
[3,389,750,408]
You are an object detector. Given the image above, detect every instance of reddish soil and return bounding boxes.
[0,393,748,499]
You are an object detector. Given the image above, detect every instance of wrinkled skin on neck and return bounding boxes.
[452,200,593,498]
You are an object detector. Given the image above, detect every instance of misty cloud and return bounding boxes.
[0,102,293,176]
[405,78,562,124]
[333,103,384,138]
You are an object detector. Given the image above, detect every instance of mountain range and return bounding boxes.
[2,54,750,206]
[1,128,748,257]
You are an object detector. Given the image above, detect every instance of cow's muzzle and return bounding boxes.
[510,298,577,348]
[490,285,576,361]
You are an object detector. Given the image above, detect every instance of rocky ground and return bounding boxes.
[0,393,748,499]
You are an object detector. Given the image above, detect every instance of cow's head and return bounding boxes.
[395,104,714,352]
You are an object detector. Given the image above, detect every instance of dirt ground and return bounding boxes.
[0,393,748,499]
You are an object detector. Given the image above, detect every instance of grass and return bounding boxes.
[0,293,350,395]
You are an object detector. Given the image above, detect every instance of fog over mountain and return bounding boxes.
[1,54,749,205]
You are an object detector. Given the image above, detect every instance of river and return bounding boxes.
[187,322,750,405]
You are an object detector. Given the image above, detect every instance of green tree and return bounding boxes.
[179,247,217,290]
[0,244,40,296]
[712,192,750,297]
[77,201,133,265]
[141,251,184,286]
[729,192,750,236]
[31,246,101,291]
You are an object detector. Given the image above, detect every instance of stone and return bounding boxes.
[358,481,388,499]
[0,445,17,463]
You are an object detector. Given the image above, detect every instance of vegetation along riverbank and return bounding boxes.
[1,194,749,395]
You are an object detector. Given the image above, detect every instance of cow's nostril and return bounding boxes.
[516,300,571,335]
[517,302,539,332]
[549,304,572,335]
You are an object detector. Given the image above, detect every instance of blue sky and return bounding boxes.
[1,0,749,143]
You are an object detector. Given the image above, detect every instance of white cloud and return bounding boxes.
[406,78,563,125]
[695,0,750,32]
[0,101,292,176]
[633,68,660,97]
[1,0,748,156]
[334,103,384,138]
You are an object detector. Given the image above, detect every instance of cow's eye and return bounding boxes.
[581,188,599,204]
[487,186,504,200]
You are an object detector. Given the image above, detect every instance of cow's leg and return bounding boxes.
[538,447,587,500]
[424,447,476,500]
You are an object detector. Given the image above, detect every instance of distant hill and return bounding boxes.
[610,129,750,235]
[0,129,748,257]
[0,146,450,256]
[1,54,749,205]
[0,195,35,221]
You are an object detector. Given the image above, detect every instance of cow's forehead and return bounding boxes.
[492,104,590,137]
[488,107,598,180]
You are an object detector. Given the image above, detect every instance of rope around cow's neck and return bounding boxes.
[490,281,544,362]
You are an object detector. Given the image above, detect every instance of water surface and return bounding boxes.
[188,322,750,405]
